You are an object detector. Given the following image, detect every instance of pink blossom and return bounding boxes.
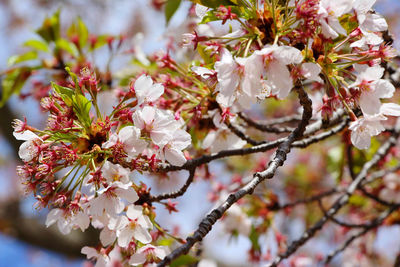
[129,244,169,266]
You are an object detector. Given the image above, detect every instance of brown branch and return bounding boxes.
[159,110,346,173]
[157,85,313,267]
[238,112,296,133]
[268,188,340,211]
[324,205,399,264]
[149,168,196,202]
[226,121,263,146]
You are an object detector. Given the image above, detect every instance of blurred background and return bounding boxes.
[0,0,400,266]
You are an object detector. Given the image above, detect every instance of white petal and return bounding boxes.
[100,227,116,246]
[13,130,40,141]
[45,208,63,227]
[133,226,152,244]
[264,61,293,99]
[373,80,395,99]
[117,186,139,203]
[381,103,400,117]
[301,63,322,83]
[272,46,303,65]
[81,246,98,259]
[118,227,134,248]
[129,253,147,266]
[359,91,381,115]
[164,147,187,166]
[126,205,143,220]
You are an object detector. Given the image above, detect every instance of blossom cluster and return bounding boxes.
[12,71,193,266]
[8,0,400,266]
[187,0,399,150]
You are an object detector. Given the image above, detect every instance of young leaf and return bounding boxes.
[36,10,61,42]
[7,51,38,66]
[51,82,74,105]
[165,0,182,24]
[23,40,50,53]
[0,67,32,107]
[55,39,79,57]
[72,94,92,130]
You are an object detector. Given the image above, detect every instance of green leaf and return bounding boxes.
[77,18,89,49]
[55,39,79,57]
[51,82,74,105]
[36,10,60,42]
[249,226,261,251]
[23,39,50,53]
[72,94,92,130]
[65,67,80,91]
[0,67,32,107]
[7,51,38,66]
[90,35,108,50]
[165,0,182,24]
[170,255,198,267]
[67,17,89,49]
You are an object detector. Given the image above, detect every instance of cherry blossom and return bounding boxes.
[109,205,153,247]
[81,246,110,267]
[102,126,147,158]
[351,64,395,115]
[101,161,131,184]
[349,103,400,149]
[202,110,246,153]
[222,204,252,236]
[214,48,263,107]
[255,45,303,99]
[45,208,90,235]
[134,74,164,105]
[379,173,400,203]
[158,129,191,166]
[317,0,353,39]
[88,181,139,217]
[133,106,182,146]
[13,130,43,162]
[129,244,169,266]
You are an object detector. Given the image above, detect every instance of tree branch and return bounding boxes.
[157,85,313,267]
[266,119,400,267]
[324,205,399,264]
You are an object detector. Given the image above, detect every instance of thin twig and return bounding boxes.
[149,168,196,202]
[239,112,296,133]
[324,205,399,263]
[267,119,400,267]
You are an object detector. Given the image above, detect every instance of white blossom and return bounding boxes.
[159,129,191,166]
[102,126,147,158]
[102,161,131,184]
[318,0,353,39]
[45,207,90,235]
[109,205,153,247]
[349,103,400,149]
[255,45,303,99]
[351,64,395,116]
[134,74,164,105]
[133,106,182,146]
[88,181,139,217]
[13,130,43,162]
[214,48,263,108]
[81,246,110,267]
[129,245,169,266]
[202,110,246,153]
